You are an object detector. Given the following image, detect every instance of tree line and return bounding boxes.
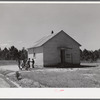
[1,45,100,62]
[0,46,28,60]
[80,49,100,62]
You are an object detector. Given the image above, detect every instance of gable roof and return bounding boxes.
[28,30,81,49]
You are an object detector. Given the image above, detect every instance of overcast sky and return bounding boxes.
[0,3,100,50]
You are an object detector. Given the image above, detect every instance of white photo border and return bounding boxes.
[0,1,100,99]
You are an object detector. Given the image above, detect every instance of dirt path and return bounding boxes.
[0,77,10,87]
[0,65,19,71]
[0,74,11,87]
[0,73,19,88]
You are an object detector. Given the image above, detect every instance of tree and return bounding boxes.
[0,46,28,60]
[81,49,89,60]
[9,46,19,60]
[18,47,28,60]
[80,49,100,62]
[93,50,99,61]
[1,47,9,60]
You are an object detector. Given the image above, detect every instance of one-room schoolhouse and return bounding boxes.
[28,30,81,68]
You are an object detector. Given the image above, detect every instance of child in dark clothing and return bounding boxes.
[32,59,35,68]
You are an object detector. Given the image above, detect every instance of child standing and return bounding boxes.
[32,59,35,68]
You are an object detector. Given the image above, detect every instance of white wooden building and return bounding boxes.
[28,30,81,67]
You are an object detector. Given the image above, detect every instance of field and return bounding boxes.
[0,61,100,87]
[0,60,17,66]
[15,65,100,87]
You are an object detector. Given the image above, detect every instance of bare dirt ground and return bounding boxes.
[0,63,100,88]
[0,73,17,88]
[0,65,19,71]
[0,74,10,87]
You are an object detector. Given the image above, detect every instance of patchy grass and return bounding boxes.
[7,71,46,88]
[19,68,100,87]
[1,63,100,88]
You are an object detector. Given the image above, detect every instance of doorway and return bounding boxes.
[60,49,65,64]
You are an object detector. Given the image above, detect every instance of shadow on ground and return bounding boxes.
[44,63,98,68]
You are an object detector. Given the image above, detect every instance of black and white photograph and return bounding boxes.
[0,2,100,89]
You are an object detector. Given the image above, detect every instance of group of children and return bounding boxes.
[18,58,35,70]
